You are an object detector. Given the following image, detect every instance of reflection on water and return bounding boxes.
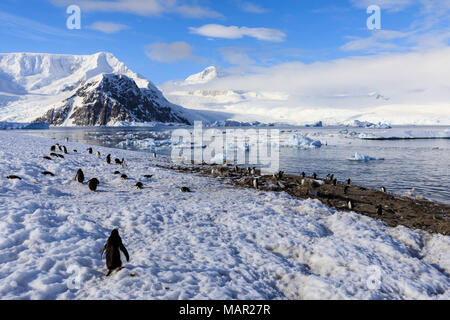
[19,125,450,204]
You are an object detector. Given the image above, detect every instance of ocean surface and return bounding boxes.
[19,125,450,204]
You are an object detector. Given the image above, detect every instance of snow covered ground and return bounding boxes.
[0,131,449,300]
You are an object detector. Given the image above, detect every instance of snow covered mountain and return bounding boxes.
[184,66,220,85]
[0,52,217,126]
[161,62,450,126]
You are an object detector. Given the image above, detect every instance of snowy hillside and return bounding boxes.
[0,52,217,126]
[0,131,449,299]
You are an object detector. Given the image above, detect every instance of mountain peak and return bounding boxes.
[0,52,203,126]
[184,66,219,85]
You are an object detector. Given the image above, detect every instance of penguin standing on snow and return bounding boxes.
[63,146,68,154]
[87,147,93,154]
[101,229,129,276]
[88,178,100,191]
[347,178,351,185]
[97,151,101,159]
[106,154,111,164]
[75,169,84,183]
[135,182,144,190]
[50,145,56,152]
[380,186,386,193]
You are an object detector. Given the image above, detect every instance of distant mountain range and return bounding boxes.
[0,52,224,126]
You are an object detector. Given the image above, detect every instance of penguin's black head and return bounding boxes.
[110,229,119,238]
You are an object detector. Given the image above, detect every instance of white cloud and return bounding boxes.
[217,47,255,65]
[240,2,269,14]
[189,24,286,42]
[341,30,409,52]
[49,0,222,18]
[145,41,195,63]
[88,21,130,34]
[349,0,415,12]
[162,48,450,124]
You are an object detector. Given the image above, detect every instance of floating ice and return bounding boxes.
[348,152,384,162]
[283,134,322,148]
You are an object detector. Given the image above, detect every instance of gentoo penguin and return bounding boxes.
[330,174,334,181]
[234,166,239,173]
[347,200,353,210]
[57,144,63,152]
[250,167,256,175]
[88,178,99,191]
[376,205,383,216]
[333,179,337,186]
[301,172,306,178]
[253,178,259,189]
[180,187,191,192]
[344,185,349,194]
[309,180,322,196]
[97,151,101,159]
[135,182,143,190]
[87,147,93,154]
[106,154,111,164]
[380,186,386,193]
[347,178,351,185]
[211,168,216,175]
[43,156,52,160]
[50,145,56,152]
[143,175,153,179]
[75,169,84,183]
[6,175,21,180]
[57,154,65,159]
[63,146,68,154]
[65,137,69,143]
[50,152,59,158]
[312,172,317,179]
[152,152,157,158]
[114,171,121,175]
[120,158,126,169]
[301,178,306,186]
[73,150,78,153]
[115,158,122,165]
[101,229,129,276]
[120,174,128,180]
[41,171,55,176]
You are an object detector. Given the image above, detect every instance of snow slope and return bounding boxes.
[0,52,219,125]
[0,131,449,300]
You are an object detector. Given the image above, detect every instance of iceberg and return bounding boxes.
[348,152,384,162]
[283,134,322,148]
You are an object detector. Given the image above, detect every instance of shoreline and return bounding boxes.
[156,162,450,236]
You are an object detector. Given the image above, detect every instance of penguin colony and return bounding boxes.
[5,139,422,275]
[2,141,171,276]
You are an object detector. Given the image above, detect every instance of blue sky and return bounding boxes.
[1,0,449,84]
